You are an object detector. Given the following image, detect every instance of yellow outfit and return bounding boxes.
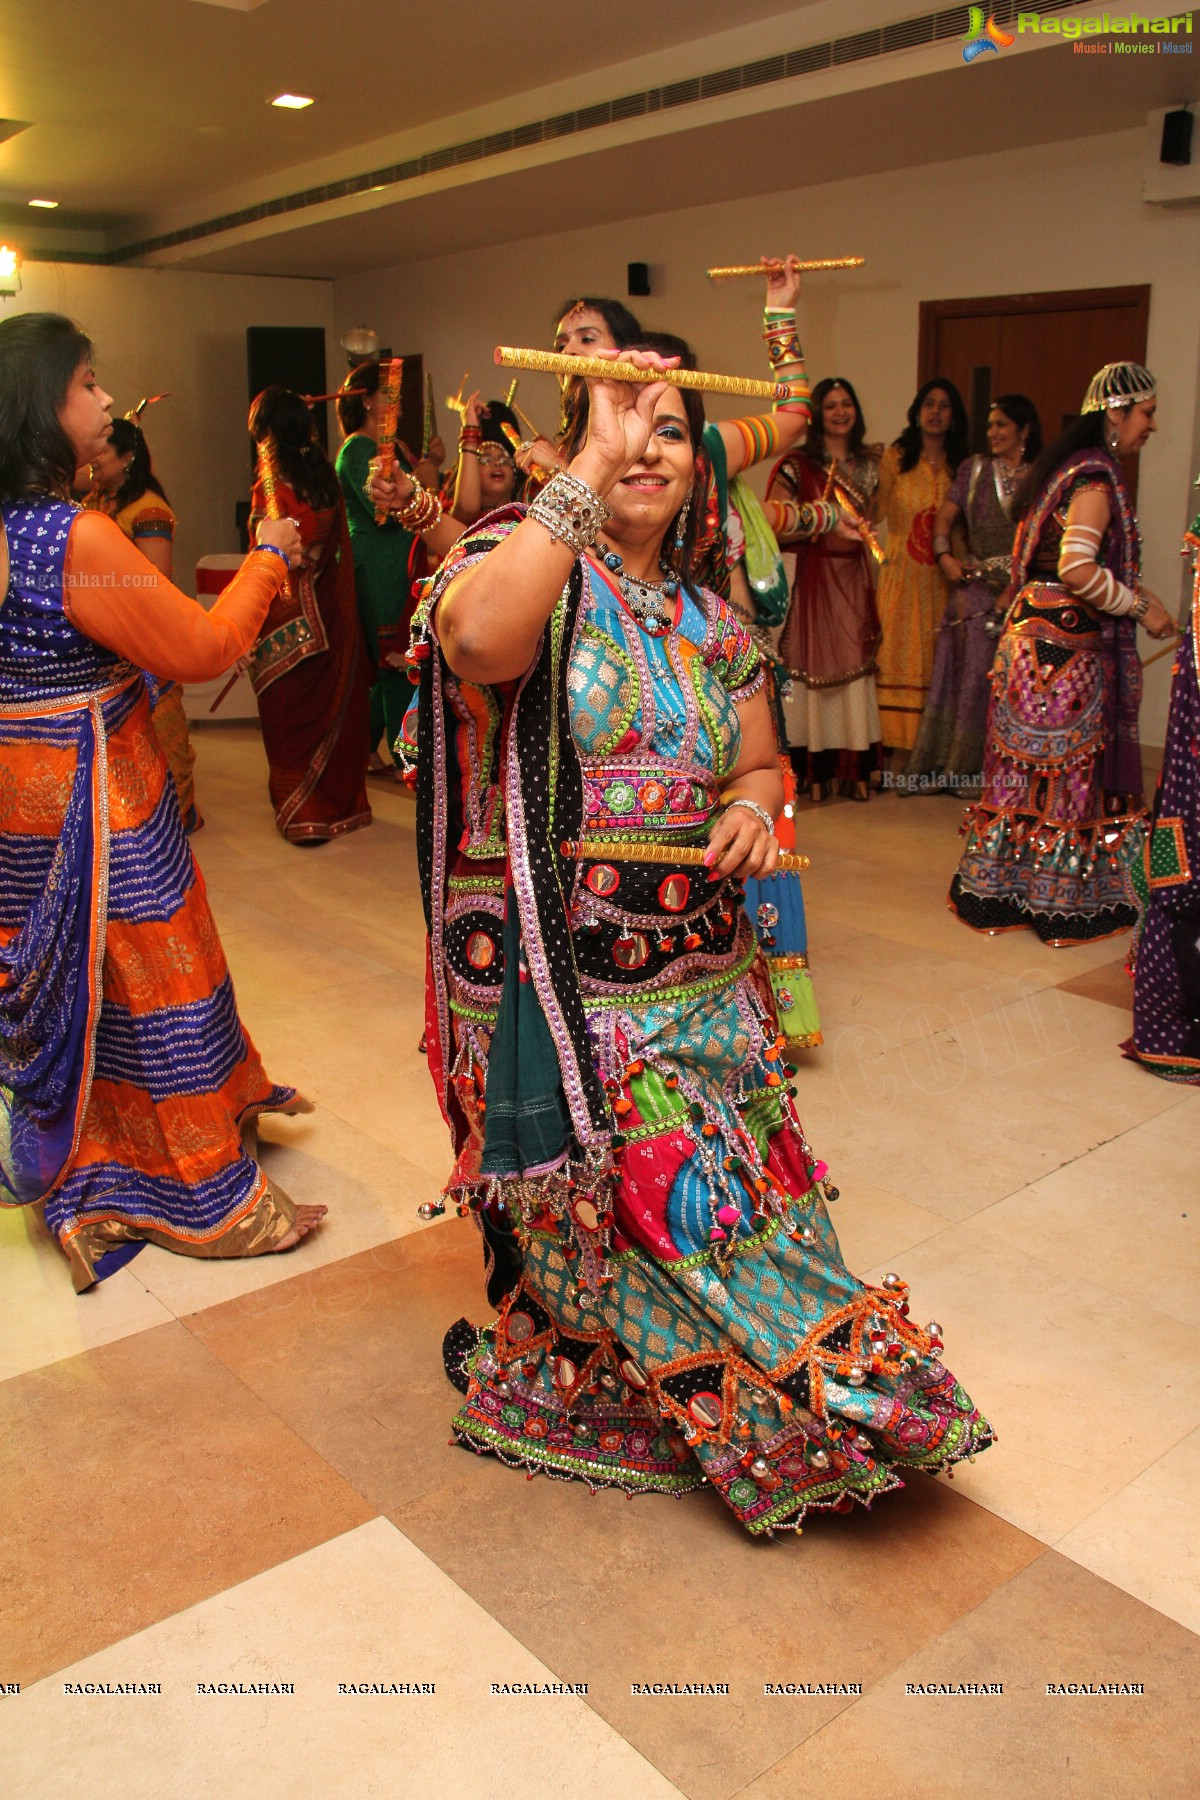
[873,446,951,752]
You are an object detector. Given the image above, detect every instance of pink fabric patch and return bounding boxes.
[613,1131,695,1260]
[766,1126,816,1197]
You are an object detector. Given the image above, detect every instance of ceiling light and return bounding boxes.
[28,197,58,209]
[270,93,315,110]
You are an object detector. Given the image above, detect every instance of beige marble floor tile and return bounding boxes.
[805,919,1059,1052]
[128,1107,445,1318]
[862,1226,1200,1544]
[970,988,1183,1128]
[970,1097,1197,1329]
[0,1207,174,1381]
[801,844,1130,976]
[0,1519,685,1800]
[818,1177,948,1276]
[788,1025,1132,1220]
[736,1550,1200,1800]
[1056,1427,1200,1637]
[219,913,395,1014]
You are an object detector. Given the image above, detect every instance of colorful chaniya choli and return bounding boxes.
[413,506,992,1536]
[0,499,299,1289]
[1124,509,1200,1083]
[950,451,1146,945]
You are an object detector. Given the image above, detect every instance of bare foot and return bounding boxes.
[273,1204,328,1251]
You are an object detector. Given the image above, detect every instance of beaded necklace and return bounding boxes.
[595,541,679,638]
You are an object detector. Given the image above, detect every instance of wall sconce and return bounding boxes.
[0,244,21,301]
[340,325,380,367]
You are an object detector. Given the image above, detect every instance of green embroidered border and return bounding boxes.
[452,1415,703,1496]
[448,873,505,895]
[585,941,758,1012]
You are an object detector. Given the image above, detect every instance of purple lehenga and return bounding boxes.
[1124,517,1200,1082]
[907,454,1020,786]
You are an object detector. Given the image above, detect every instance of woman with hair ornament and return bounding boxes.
[407,345,992,1536]
[0,312,326,1288]
[950,361,1175,945]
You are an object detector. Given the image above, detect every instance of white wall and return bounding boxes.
[335,125,1200,747]
[10,261,335,592]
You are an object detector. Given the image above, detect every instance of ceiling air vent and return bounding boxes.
[110,2,1090,262]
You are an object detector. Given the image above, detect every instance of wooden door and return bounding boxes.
[918,286,1150,485]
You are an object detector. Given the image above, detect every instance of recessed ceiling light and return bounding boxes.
[28,197,58,208]
[270,93,315,110]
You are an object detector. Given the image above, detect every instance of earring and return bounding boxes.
[1106,427,1120,454]
[673,494,691,552]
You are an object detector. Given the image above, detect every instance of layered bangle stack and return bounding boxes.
[527,470,612,555]
[763,307,809,414]
[798,499,838,539]
[394,480,444,533]
[459,425,482,460]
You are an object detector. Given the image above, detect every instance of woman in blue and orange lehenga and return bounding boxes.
[381,345,991,1537]
[0,312,325,1289]
[950,362,1176,944]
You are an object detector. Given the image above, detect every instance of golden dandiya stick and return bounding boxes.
[211,434,290,713]
[445,371,471,418]
[504,376,519,407]
[509,397,547,443]
[706,257,865,279]
[1139,629,1183,671]
[499,418,556,479]
[494,345,786,401]
[560,838,811,874]
[421,370,437,459]
[374,356,404,524]
[828,468,883,564]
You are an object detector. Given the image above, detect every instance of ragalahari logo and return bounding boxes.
[962,8,1017,60]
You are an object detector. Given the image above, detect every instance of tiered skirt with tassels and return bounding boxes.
[950,582,1145,945]
[443,876,992,1536]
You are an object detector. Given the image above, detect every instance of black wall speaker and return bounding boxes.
[1160,108,1193,166]
[246,325,329,447]
[628,261,651,298]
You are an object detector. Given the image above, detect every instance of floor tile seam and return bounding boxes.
[20,1516,392,1690]
[929,1213,1200,1341]
[891,987,1139,1077]
[1045,1421,1200,1549]
[970,1090,1194,1214]
[0,1304,177,1383]
[720,1542,1057,1800]
[170,1311,396,1521]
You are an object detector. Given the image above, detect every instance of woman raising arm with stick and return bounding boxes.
[411,347,992,1536]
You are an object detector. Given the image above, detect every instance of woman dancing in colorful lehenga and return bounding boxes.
[0,312,324,1289]
[950,362,1175,945]
[380,347,992,1536]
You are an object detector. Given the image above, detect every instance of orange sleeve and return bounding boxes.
[63,510,284,683]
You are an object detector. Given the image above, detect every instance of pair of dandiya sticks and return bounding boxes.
[482,256,869,405]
